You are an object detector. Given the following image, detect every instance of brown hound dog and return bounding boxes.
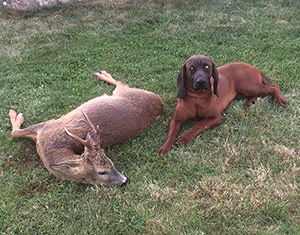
[9,71,163,186]
[158,55,288,154]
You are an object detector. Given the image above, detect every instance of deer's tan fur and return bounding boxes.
[9,71,163,186]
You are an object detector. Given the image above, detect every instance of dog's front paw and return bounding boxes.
[157,144,173,155]
[176,134,193,145]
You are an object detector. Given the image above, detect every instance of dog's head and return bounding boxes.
[177,55,219,99]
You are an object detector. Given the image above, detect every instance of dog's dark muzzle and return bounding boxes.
[193,78,210,91]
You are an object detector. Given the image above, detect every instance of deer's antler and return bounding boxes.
[81,110,101,146]
[64,111,103,160]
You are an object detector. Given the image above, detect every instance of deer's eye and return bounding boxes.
[98,171,108,176]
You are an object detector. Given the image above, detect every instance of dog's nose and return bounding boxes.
[121,177,130,187]
[196,79,206,85]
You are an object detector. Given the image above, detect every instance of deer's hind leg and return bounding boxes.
[93,70,130,96]
[9,110,44,142]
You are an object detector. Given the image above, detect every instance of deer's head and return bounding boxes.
[50,111,129,187]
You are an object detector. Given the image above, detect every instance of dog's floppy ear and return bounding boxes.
[177,63,187,99]
[211,61,219,97]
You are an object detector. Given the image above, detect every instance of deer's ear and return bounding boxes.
[50,159,83,175]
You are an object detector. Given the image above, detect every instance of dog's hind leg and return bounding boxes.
[9,110,44,142]
[236,72,288,108]
[239,83,288,108]
[243,96,260,110]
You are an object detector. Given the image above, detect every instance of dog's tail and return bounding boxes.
[261,72,277,101]
[261,72,272,85]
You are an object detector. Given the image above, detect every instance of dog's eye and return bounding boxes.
[204,65,209,69]
[190,67,194,71]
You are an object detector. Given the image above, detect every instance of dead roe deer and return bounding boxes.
[9,71,163,186]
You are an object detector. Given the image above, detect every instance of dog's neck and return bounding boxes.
[185,88,212,99]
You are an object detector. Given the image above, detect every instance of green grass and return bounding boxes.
[1,0,300,234]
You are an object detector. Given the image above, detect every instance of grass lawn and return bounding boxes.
[0,0,299,233]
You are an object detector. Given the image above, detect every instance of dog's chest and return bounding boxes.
[195,101,215,118]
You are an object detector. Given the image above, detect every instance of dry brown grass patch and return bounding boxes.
[274,145,299,162]
[147,181,178,202]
